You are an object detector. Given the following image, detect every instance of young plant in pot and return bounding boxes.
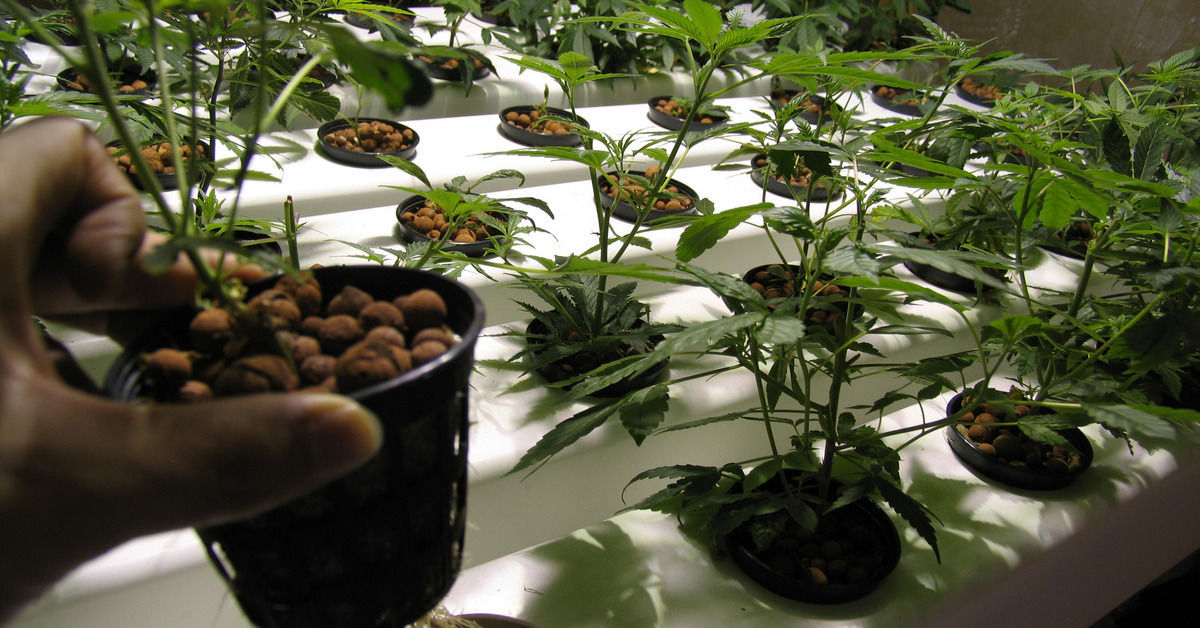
[491,0,695,77]
[463,52,681,408]
[498,86,590,147]
[316,80,424,167]
[384,155,552,263]
[867,165,1014,297]
[647,95,730,132]
[491,0,806,471]
[412,0,496,92]
[717,94,850,205]
[618,56,1062,593]
[621,189,970,603]
[837,0,973,53]
[2,1,504,625]
[862,26,1056,176]
[932,101,1200,491]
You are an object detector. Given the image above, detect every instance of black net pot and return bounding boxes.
[749,154,842,202]
[226,229,284,257]
[944,391,1094,491]
[1037,221,1095,262]
[316,118,419,168]
[795,94,842,126]
[497,105,590,147]
[741,263,861,333]
[878,160,933,180]
[901,233,1005,295]
[767,89,842,126]
[955,77,1002,107]
[525,317,668,399]
[646,96,729,131]
[106,138,211,191]
[724,472,902,604]
[472,5,514,26]
[416,50,492,82]
[396,194,507,258]
[26,16,80,46]
[597,171,699,224]
[869,85,927,117]
[105,265,486,628]
[56,63,157,96]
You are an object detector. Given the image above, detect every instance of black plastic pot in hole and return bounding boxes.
[724,471,901,604]
[224,228,284,257]
[316,117,419,167]
[646,96,729,131]
[742,263,861,333]
[472,4,514,26]
[945,391,1093,491]
[598,170,699,224]
[972,140,1032,166]
[869,84,928,117]
[1038,221,1094,261]
[416,49,492,82]
[878,160,934,180]
[57,63,156,95]
[26,17,80,46]
[767,89,842,126]
[396,194,507,258]
[955,77,1003,107]
[901,232,1005,295]
[106,138,211,191]
[749,154,841,202]
[497,105,589,147]
[525,317,668,398]
[105,265,486,628]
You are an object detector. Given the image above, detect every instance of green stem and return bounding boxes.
[746,339,781,459]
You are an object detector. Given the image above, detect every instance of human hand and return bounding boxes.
[0,119,383,622]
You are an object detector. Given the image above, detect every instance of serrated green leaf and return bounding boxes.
[656,409,755,434]
[675,204,770,262]
[758,315,807,345]
[744,458,784,494]
[1084,404,1176,441]
[763,205,817,239]
[683,0,723,47]
[92,11,138,33]
[1129,404,1200,425]
[509,403,615,476]
[1107,316,1186,374]
[324,26,430,110]
[1107,80,1130,112]
[872,245,1009,291]
[1102,118,1132,175]
[1038,182,1075,230]
[1133,119,1167,182]
[876,479,940,563]
[620,385,671,445]
[823,246,880,280]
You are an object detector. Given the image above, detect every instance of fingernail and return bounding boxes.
[300,394,384,472]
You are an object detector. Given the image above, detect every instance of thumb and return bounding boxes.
[1,379,382,579]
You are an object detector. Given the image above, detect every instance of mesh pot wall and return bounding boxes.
[105,265,486,627]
